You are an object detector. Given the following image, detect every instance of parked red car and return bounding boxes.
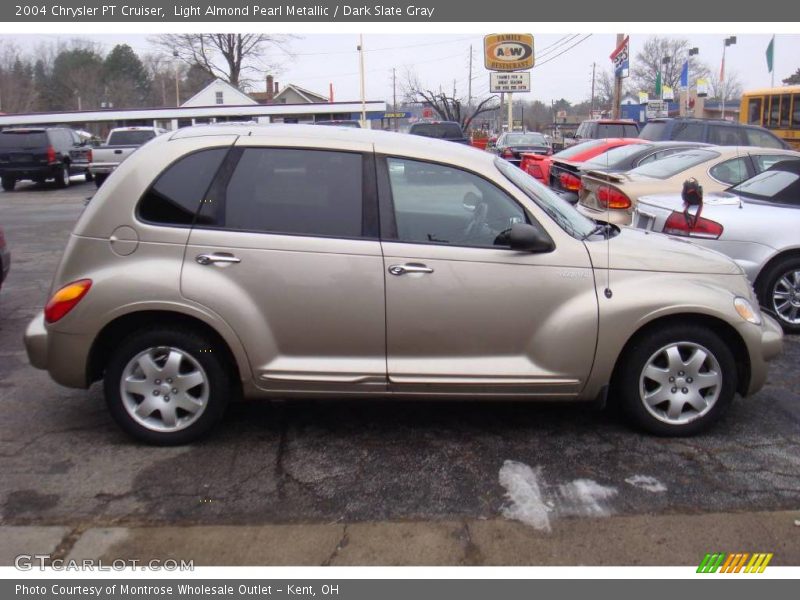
[520,138,646,185]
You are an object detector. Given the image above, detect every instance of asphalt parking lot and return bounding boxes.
[0,181,798,547]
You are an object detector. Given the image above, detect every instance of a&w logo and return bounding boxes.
[697,552,773,573]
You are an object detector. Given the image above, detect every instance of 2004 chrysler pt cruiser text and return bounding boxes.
[24,124,783,444]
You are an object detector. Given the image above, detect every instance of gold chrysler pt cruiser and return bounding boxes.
[24,125,783,444]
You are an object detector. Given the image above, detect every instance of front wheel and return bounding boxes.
[758,256,800,334]
[615,325,737,436]
[104,328,231,445]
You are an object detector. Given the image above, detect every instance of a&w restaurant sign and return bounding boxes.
[484,34,535,71]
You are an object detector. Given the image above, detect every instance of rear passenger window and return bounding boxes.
[708,125,744,146]
[671,121,705,141]
[709,157,750,185]
[138,148,228,225]
[220,148,364,238]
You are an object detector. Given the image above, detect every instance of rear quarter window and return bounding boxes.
[137,148,229,226]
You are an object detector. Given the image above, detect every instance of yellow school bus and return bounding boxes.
[740,86,800,149]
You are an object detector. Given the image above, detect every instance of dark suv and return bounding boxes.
[0,127,93,191]
[408,121,469,144]
[639,118,788,149]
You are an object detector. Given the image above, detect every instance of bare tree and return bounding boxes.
[402,71,500,131]
[152,34,293,90]
[706,69,744,103]
[0,42,37,113]
[631,36,709,96]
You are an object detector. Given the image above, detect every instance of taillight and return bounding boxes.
[502,148,514,158]
[46,145,56,163]
[559,172,582,192]
[44,279,92,323]
[87,148,93,163]
[663,211,724,239]
[525,163,543,179]
[596,185,631,210]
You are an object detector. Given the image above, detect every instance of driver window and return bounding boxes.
[387,157,527,248]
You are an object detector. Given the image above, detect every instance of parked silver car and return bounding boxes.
[633,158,800,334]
[24,125,782,444]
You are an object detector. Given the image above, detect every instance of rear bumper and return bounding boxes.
[89,163,117,175]
[0,165,59,179]
[577,203,631,225]
[24,311,91,388]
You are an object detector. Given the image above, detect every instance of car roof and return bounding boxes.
[167,123,491,166]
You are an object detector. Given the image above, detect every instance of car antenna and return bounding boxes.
[604,136,612,299]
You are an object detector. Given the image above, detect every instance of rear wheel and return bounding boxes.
[615,325,736,436]
[758,256,800,334]
[1,176,16,191]
[54,164,70,188]
[104,328,231,445]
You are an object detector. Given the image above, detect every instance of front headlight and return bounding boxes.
[734,297,762,325]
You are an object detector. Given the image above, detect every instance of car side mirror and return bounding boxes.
[509,222,555,253]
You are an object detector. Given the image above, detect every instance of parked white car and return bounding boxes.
[632,158,800,333]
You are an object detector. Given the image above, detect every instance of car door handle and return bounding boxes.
[388,263,434,276]
[196,253,241,265]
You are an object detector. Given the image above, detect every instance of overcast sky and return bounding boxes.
[5,32,799,104]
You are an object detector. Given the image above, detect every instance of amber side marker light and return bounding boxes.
[44,279,92,323]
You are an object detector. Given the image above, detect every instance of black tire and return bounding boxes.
[94,173,108,188]
[757,256,800,334]
[104,328,231,445]
[1,176,16,191]
[84,170,94,182]
[614,325,737,436]
[54,163,70,188]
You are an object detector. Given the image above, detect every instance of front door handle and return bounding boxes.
[196,253,241,266]
[388,263,434,276]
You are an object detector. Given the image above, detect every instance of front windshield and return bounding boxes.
[505,133,547,145]
[495,158,596,239]
[628,149,719,179]
[583,143,653,169]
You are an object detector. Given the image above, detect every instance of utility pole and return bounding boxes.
[358,34,366,126]
[468,44,473,107]
[173,50,180,107]
[612,33,624,119]
[590,62,596,115]
[392,67,397,132]
[453,79,457,98]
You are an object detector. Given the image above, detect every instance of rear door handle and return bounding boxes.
[196,253,241,265]
[388,263,434,276]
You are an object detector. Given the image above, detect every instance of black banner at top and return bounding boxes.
[3,0,800,22]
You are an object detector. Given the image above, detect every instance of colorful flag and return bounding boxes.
[680,61,689,87]
[766,36,775,73]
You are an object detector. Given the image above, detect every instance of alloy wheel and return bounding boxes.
[120,346,209,433]
[638,341,722,426]
[772,269,800,326]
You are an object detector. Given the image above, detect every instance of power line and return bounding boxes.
[533,34,594,69]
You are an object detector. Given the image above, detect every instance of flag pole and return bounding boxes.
[771,36,775,87]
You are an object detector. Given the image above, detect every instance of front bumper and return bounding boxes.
[745,312,783,395]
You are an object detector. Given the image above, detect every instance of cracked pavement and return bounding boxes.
[1,182,798,547]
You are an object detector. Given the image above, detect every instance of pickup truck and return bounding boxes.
[90,126,166,187]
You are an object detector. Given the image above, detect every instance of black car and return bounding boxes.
[493,132,550,167]
[639,117,788,149]
[0,127,93,191]
[408,121,469,144]
[548,141,710,204]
